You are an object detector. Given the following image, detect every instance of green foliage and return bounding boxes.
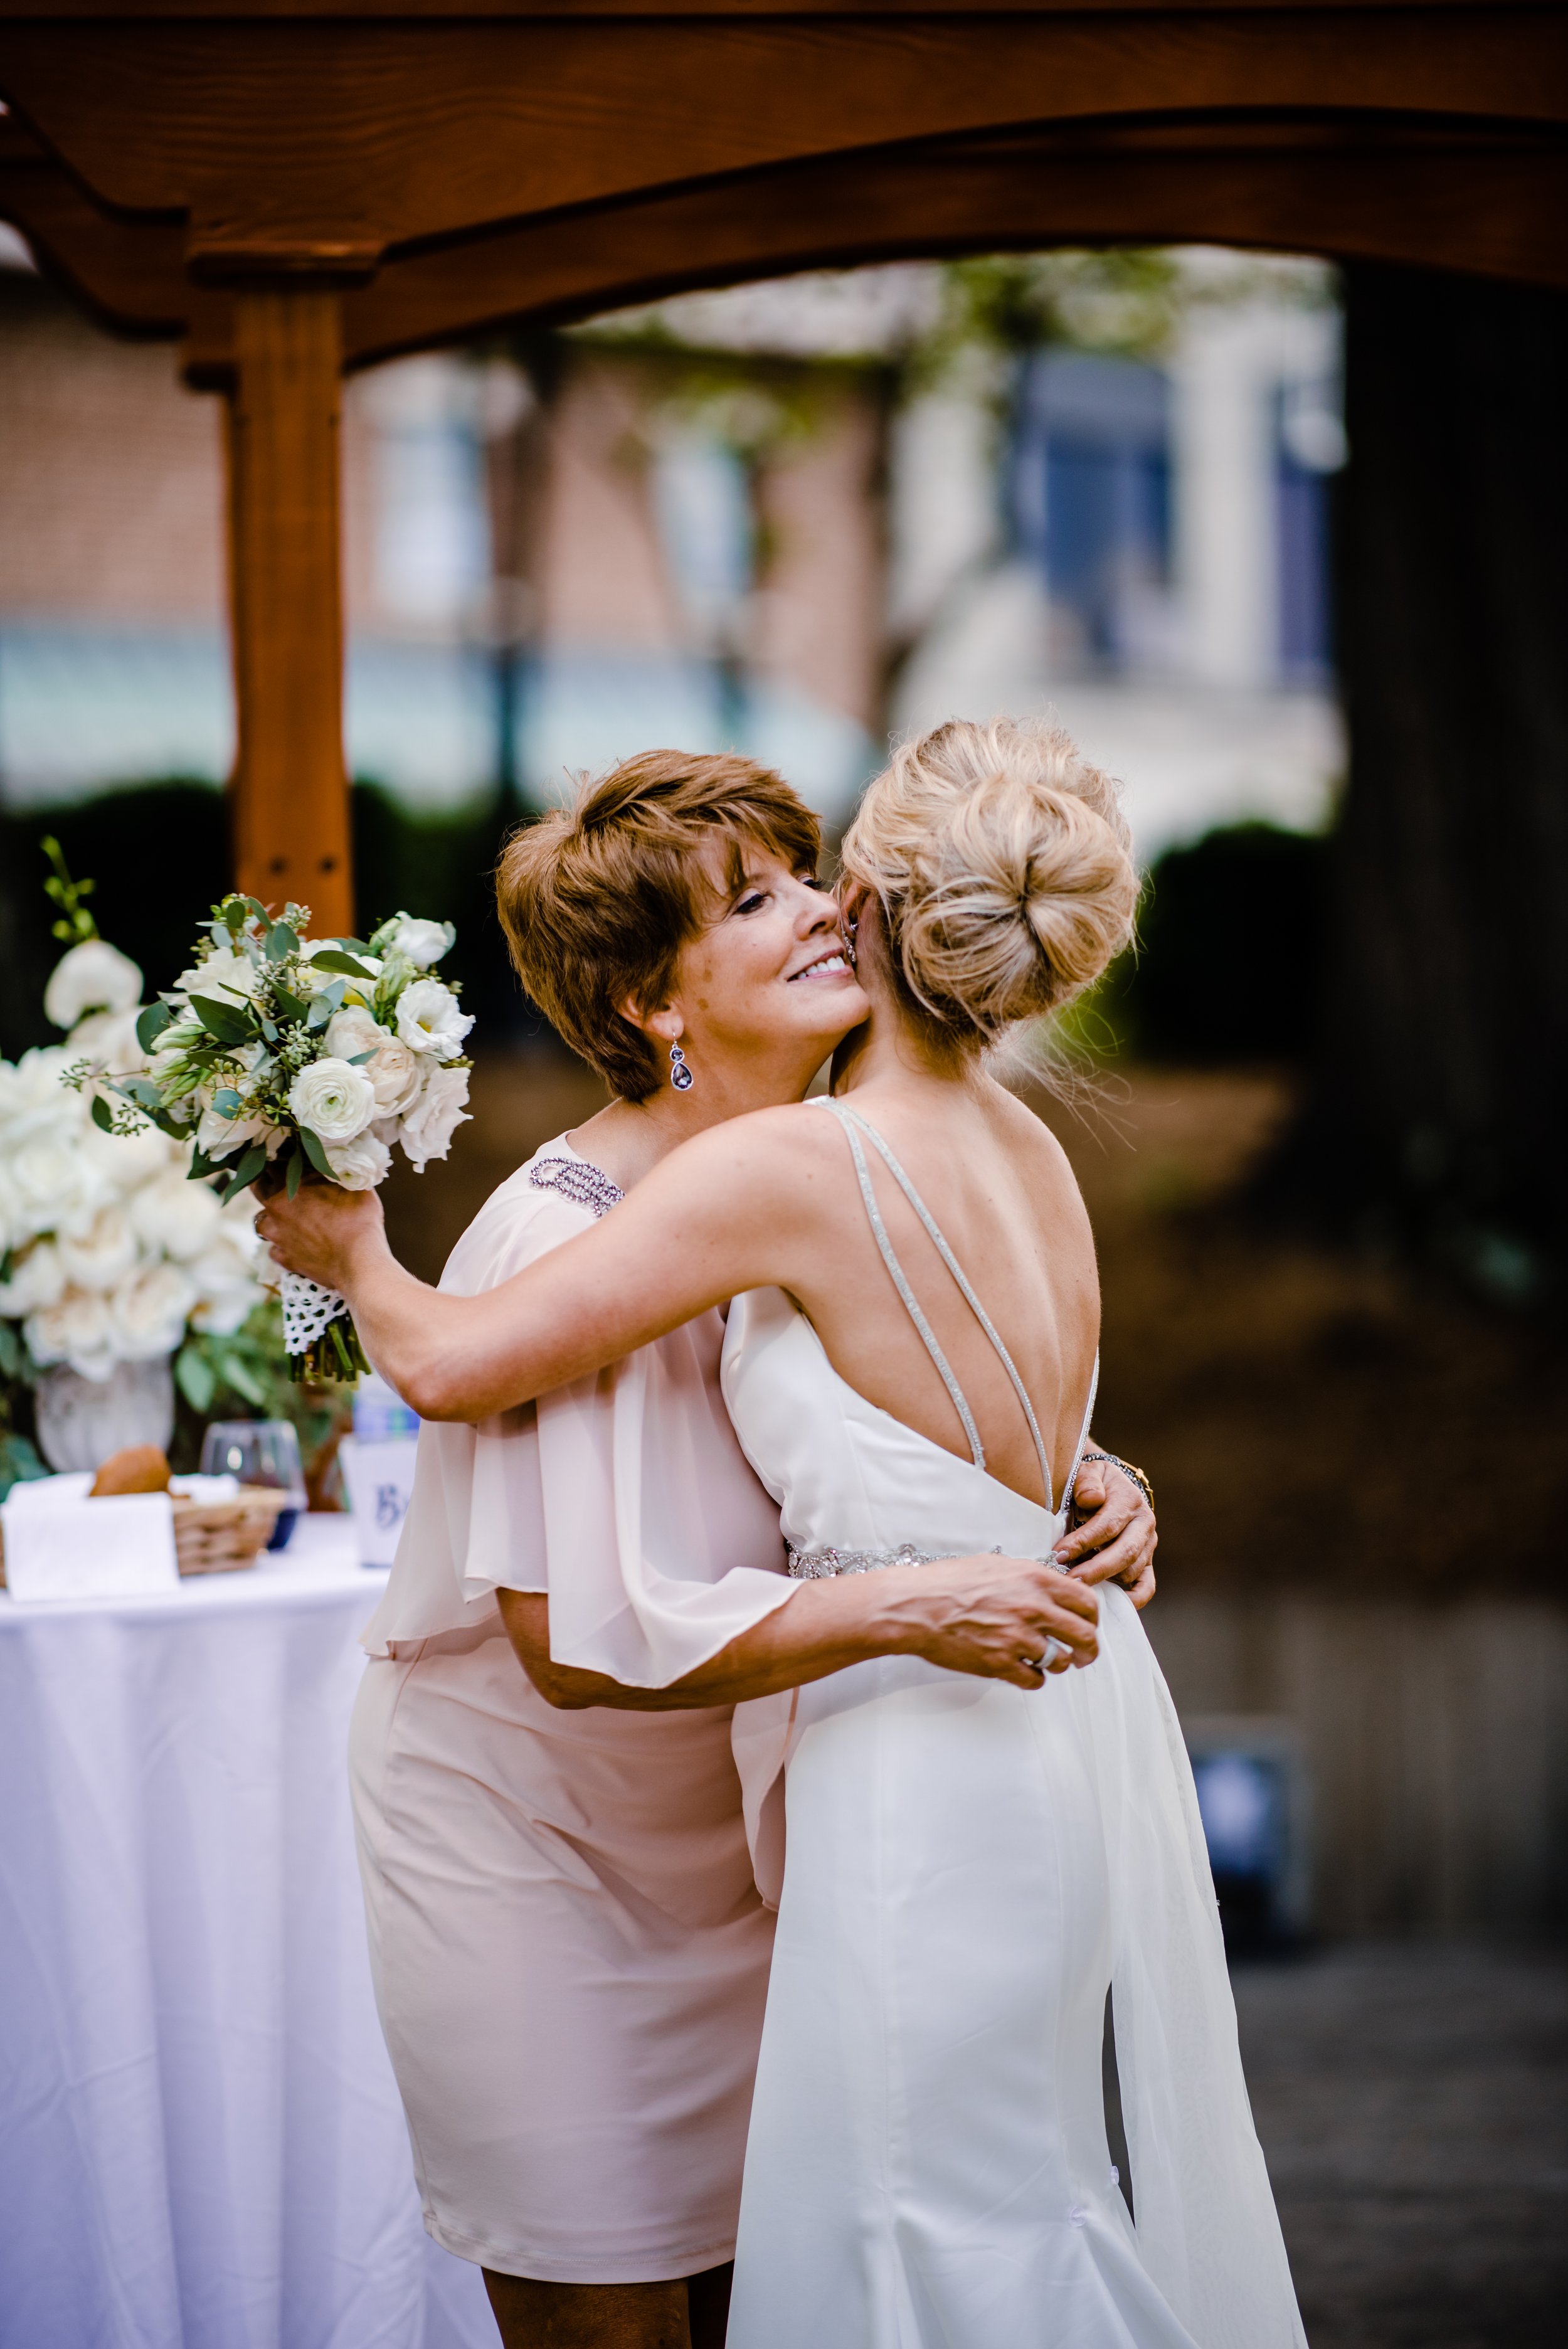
[173,1299,347,1477]
[40,834,99,945]
[935,250,1188,369]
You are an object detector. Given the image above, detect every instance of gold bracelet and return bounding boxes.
[1079,1450,1154,1512]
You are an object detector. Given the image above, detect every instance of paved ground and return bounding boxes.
[1233,1944,1568,2349]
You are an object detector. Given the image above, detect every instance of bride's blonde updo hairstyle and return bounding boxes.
[840,716,1138,1049]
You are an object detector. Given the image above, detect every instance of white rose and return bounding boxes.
[57,1204,139,1293]
[0,1046,83,1150]
[26,1285,118,1380]
[398,1063,471,1171]
[5,1132,103,1241]
[43,939,143,1031]
[288,1056,378,1145]
[324,1127,392,1192]
[323,1008,426,1118]
[187,1234,263,1335]
[176,945,260,1004]
[395,978,473,1062]
[80,1115,182,1194]
[0,1238,67,1317]
[129,1169,225,1262]
[109,1263,198,1361]
[383,914,453,970]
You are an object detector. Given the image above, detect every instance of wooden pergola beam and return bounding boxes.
[225,287,353,937]
[1,1,1565,920]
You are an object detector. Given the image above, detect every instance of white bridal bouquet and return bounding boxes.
[104,895,472,1379]
[0,938,265,1388]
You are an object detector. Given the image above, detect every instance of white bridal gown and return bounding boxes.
[721,1101,1306,2349]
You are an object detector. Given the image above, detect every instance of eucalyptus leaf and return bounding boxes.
[299,1125,334,1179]
[218,1144,268,1204]
[213,1089,243,1117]
[272,985,310,1024]
[189,994,255,1046]
[90,1093,116,1134]
[265,921,299,963]
[135,1000,174,1053]
[286,1145,305,1200]
[306,950,376,982]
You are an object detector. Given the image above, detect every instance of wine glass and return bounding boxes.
[199,1419,307,1550]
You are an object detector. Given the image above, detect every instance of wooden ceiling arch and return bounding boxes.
[2,2,1565,921]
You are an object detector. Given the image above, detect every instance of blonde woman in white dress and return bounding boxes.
[261,719,1303,2348]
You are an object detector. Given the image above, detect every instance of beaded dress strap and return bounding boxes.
[527,1152,624,1218]
[817,1098,1057,1511]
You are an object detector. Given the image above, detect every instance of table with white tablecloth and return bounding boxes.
[0,1517,496,2349]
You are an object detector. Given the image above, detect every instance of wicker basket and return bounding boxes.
[172,1485,289,1575]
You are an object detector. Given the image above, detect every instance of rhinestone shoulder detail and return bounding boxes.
[527,1155,625,1219]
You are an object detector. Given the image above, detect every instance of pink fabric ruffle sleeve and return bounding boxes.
[360,1150,795,1685]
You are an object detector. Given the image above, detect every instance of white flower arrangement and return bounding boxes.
[0,941,267,1386]
[104,894,472,1379]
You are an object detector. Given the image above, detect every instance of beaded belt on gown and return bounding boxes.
[788,1543,958,1580]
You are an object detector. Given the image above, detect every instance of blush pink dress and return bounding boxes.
[349,1138,797,2284]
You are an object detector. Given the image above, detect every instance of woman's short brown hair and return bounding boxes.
[497,749,821,1101]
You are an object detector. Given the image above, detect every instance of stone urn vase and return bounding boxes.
[34,1357,177,1473]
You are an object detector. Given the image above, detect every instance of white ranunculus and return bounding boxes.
[43,939,143,1031]
[289,1056,378,1145]
[384,914,453,970]
[0,1238,67,1317]
[324,1126,392,1192]
[395,978,473,1062]
[57,1204,139,1293]
[176,945,260,1004]
[129,1168,225,1262]
[109,1263,198,1361]
[398,1063,472,1171]
[26,1285,118,1380]
[323,1005,385,1061]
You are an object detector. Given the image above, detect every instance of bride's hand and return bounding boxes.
[254,1179,388,1293]
[894,1552,1100,1687]
[1052,1459,1157,1610]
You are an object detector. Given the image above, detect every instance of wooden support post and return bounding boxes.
[224,286,353,936]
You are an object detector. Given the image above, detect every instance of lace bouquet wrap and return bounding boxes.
[109,896,472,1381]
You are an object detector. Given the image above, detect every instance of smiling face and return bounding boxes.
[647,845,871,1082]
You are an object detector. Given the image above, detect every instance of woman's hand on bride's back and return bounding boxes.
[894,1553,1099,1687]
[255,1179,388,1291]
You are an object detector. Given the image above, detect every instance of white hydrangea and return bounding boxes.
[43,939,143,1031]
[129,1167,225,1262]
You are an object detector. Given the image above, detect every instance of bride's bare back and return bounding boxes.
[763,1078,1098,1513]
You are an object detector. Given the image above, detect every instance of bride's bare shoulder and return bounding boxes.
[651,1098,848,1197]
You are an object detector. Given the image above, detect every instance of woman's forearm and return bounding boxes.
[499,1547,1100,1711]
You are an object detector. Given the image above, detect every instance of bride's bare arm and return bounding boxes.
[499,1544,1101,1709]
[257,1105,835,1421]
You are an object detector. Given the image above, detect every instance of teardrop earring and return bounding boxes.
[844,913,858,967]
[669,1039,695,1092]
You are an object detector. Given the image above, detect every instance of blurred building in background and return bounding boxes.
[0,233,1340,858]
